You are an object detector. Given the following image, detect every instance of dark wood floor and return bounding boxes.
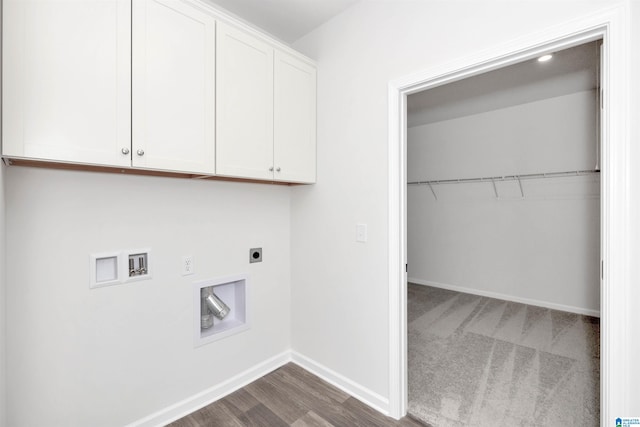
[168,363,426,427]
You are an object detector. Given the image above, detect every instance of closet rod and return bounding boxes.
[407,169,600,186]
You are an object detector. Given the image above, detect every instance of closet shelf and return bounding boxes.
[407,169,600,186]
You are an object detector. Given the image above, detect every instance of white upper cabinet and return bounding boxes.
[215,22,274,180]
[215,23,317,183]
[132,0,216,174]
[274,50,317,184]
[3,0,316,183]
[2,0,131,166]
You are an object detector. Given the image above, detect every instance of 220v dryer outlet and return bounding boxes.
[249,248,262,263]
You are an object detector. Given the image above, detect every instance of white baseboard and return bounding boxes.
[126,350,391,426]
[290,351,390,415]
[409,278,600,318]
[126,351,291,427]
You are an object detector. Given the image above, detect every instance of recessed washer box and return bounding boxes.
[194,274,249,347]
[90,248,152,289]
[125,249,152,283]
[90,252,121,288]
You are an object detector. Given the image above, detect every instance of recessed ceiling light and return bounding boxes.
[538,54,553,62]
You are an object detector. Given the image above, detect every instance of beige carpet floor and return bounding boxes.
[407,283,599,427]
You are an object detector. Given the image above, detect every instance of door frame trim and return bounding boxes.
[387,5,630,423]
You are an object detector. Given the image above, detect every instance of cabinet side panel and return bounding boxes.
[2,0,26,157]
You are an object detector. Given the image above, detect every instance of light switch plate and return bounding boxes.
[356,224,368,242]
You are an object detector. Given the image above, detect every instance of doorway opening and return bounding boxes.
[405,40,601,426]
[387,8,631,425]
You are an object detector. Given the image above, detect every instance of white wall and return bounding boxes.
[5,167,291,426]
[291,0,636,414]
[407,90,600,314]
[0,162,6,427]
[407,90,598,182]
[1,5,7,422]
[407,177,600,313]
[628,0,640,410]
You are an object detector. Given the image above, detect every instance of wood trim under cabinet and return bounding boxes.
[2,158,298,186]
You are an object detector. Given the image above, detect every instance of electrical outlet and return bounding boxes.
[182,255,194,276]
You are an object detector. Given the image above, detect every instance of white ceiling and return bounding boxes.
[201,2,599,129]
[205,0,359,43]
[408,41,600,128]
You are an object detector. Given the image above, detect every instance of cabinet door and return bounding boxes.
[2,0,131,166]
[216,22,274,180]
[273,50,317,183]
[132,0,215,174]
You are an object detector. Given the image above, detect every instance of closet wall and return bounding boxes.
[407,86,600,315]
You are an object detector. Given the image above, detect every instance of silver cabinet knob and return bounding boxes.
[276,167,281,172]
[121,147,130,155]
[136,149,145,156]
[269,166,274,172]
